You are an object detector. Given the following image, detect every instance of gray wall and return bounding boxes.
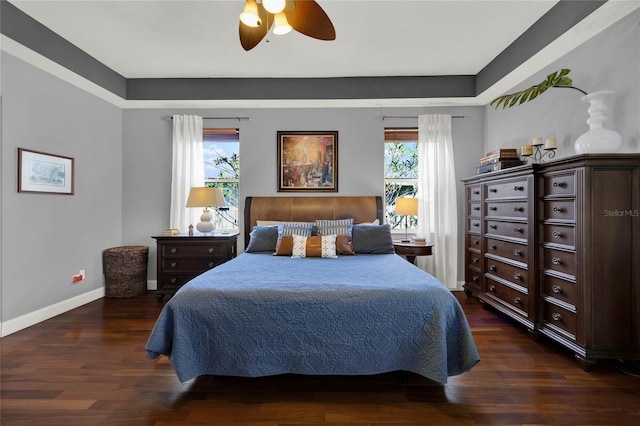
[1,52,123,323]
[122,107,485,283]
[485,9,640,156]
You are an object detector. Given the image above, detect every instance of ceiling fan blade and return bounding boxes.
[286,0,336,41]
[239,8,272,51]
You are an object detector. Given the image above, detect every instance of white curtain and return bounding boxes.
[416,114,459,289]
[170,114,205,232]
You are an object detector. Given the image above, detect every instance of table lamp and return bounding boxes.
[186,187,226,233]
[395,197,418,242]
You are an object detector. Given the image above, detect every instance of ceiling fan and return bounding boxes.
[239,0,336,51]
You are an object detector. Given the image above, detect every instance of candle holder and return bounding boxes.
[522,144,556,164]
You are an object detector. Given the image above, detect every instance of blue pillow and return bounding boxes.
[352,224,395,254]
[245,226,279,252]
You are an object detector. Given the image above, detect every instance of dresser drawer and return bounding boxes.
[162,243,226,257]
[485,258,528,289]
[468,218,482,232]
[542,274,577,306]
[161,257,225,273]
[466,233,482,251]
[468,251,482,268]
[542,172,576,197]
[485,277,529,315]
[486,201,528,219]
[542,200,575,222]
[542,224,576,248]
[467,185,482,201]
[486,220,528,240]
[543,248,576,277]
[485,179,528,200]
[541,300,577,340]
[468,201,482,217]
[485,238,527,263]
[466,267,482,287]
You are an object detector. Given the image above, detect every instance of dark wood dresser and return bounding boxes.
[152,233,237,298]
[463,154,640,369]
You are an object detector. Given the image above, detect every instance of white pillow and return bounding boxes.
[256,220,280,226]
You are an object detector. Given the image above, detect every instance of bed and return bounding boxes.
[146,196,480,384]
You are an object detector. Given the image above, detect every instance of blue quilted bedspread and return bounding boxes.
[145,253,480,384]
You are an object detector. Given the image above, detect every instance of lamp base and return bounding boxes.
[195,208,215,233]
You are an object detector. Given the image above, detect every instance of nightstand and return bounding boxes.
[393,241,434,265]
[152,233,237,301]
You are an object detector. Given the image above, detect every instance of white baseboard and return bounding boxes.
[0,287,105,337]
[147,280,157,291]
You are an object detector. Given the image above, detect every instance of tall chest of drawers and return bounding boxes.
[152,234,238,296]
[463,166,536,330]
[464,154,640,368]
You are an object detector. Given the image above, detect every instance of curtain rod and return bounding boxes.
[379,115,468,120]
[164,116,251,121]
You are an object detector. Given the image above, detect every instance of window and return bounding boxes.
[384,128,418,232]
[203,128,239,230]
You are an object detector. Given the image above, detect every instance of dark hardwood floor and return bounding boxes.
[2,292,639,425]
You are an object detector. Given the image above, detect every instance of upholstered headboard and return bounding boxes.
[244,196,383,247]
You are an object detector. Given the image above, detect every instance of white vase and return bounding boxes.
[574,90,622,154]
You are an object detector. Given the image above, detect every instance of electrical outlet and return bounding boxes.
[79,269,85,280]
[72,269,85,283]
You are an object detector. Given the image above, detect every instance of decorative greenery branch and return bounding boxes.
[490,68,588,109]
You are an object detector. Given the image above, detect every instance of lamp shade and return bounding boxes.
[186,187,226,209]
[396,197,418,215]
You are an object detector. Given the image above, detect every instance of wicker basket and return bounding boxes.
[102,246,149,298]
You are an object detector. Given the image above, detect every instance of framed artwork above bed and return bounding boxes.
[277,131,338,192]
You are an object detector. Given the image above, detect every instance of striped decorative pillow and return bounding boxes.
[315,218,354,236]
[277,221,315,237]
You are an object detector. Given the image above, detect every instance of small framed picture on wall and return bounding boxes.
[277,131,338,192]
[18,148,75,195]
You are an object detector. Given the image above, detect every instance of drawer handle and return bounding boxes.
[472,276,479,282]
[513,249,521,256]
[514,297,522,305]
[473,190,480,195]
[552,231,562,238]
[170,248,177,254]
[489,206,497,211]
[208,248,215,253]
[170,278,177,284]
[473,223,480,227]
[553,207,564,213]
[208,262,215,268]
[473,239,479,245]
[489,285,496,292]
[514,273,522,280]
[514,207,524,212]
[552,284,562,294]
[513,185,524,191]
[472,258,479,263]
[513,227,523,233]
[490,244,497,250]
[489,264,496,271]
[490,188,497,193]
[473,206,480,211]
[490,224,497,230]
[552,181,567,188]
[552,312,562,321]
[170,262,177,268]
[552,257,562,265]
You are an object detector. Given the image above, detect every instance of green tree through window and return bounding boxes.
[384,128,418,231]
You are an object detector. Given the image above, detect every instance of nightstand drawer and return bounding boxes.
[162,244,225,257]
[161,257,224,273]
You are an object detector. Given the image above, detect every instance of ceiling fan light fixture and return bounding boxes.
[273,12,292,35]
[262,0,286,14]
[240,0,262,27]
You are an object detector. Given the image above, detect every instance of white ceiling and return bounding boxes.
[10,0,559,79]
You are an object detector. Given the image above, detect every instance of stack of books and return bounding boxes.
[162,228,180,236]
[410,236,427,244]
[474,149,524,175]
